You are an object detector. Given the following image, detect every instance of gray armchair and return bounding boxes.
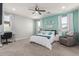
[59,33,77,46]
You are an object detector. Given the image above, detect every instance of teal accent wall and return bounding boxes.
[41,10,79,33]
[41,15,58,31]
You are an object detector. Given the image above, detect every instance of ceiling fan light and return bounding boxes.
[35,11,38,14]
[33,11,40,15]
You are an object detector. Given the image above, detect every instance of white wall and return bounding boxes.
[11,15,33,40]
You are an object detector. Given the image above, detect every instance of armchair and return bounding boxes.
[59,33,77,46]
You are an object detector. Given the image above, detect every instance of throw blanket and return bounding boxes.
[36,35,51,39]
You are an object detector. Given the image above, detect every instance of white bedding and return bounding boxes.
[30,31,59,50]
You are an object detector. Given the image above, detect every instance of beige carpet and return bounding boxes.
[0,39,79,56]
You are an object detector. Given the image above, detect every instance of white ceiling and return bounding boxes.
[3,3,79,19]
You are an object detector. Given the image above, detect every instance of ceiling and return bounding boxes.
[3,3,79,19]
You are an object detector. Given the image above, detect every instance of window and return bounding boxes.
[61,16,68,31]
[4,15,11,32]
[58,13,73,36]
[4,22,11,32]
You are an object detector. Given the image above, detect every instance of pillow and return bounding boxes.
[38,31,46,35]
[48,32,52,35]
[66,32,73,36]
[51,31,55,35]
[38,31,55,36]
[37,32,42,35]
[41,31,49,35]
[41,31,46,34]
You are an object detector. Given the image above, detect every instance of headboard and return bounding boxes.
[43,30,57,35]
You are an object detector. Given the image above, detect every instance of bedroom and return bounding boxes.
[0,3,79,56]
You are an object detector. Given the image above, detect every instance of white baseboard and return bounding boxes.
[13,34,32,41]
[14,35,31,41]
[14,37,29,41]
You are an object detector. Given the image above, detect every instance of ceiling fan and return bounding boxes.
[29,4,46,15]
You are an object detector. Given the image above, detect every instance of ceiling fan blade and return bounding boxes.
[38,11,41,15]
[39,10,46,12]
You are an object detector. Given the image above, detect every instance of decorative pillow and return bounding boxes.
[66,32,73,36]
[48,32,52,35]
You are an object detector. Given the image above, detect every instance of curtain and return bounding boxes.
[58,16,62,36]
[67,13,74,32]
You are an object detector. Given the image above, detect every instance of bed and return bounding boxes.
[30,30,59,50]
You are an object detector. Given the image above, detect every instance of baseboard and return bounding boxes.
[13,34,32,41]
[14,36,31,41]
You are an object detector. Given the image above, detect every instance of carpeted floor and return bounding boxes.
[0,38,79,56]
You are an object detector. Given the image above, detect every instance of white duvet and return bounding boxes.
[30,34,59,50]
